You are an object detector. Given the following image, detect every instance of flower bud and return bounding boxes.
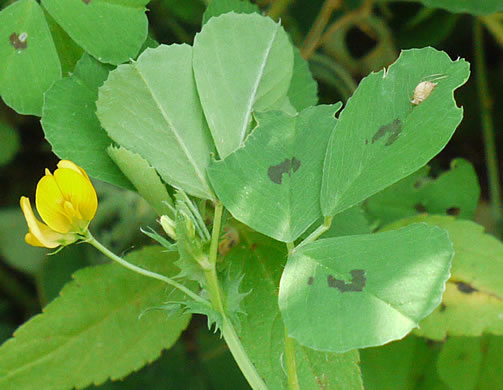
[160,215,177,240]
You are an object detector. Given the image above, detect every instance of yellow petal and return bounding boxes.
[53,168,98,223]
[36,174,73,233]
[25,232,45,247]
[20,197,67,248]
[57,160,90,181]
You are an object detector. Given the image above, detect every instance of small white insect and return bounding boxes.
[411,74,447,105]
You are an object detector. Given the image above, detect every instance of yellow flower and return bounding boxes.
[20,160,98,248]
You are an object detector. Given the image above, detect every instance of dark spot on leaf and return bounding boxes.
[456,282,477,294]
[372,119,402,146]
[414,179,424,189]
[268,157,301,184]
[250,243,257,251]
[327,269,366,292]
[446,207,461,216]
[308,276,314,286]
[415,203,427,213]
[9,32,27,50]
[82,0,91,4]
[439,303,447,312]
[365,139,368,145]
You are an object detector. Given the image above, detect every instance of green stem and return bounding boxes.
[209,201,224,266]
[283,243,300,390]
[204,203,267,390]
[85,232,208,305]
[474,20,503,234]
[301,0,342,59]
[284,326,300,390]
[297,216,334,250]
[222,316,267,390]
[204,267,225,313]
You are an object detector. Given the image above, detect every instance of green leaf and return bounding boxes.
[418,281,503,340]
[41,0,148,65]
[202,0,259,25]
[474,336,503,390]
[360,335,439,390]
[279,223,453,352]
[193,12,294,158]
[437,336,503,390]
[365,158,480,225]
[0,246,192,389]
[42,53,132,189]
[97,44,216,200]
[288,48,318,112]
[208,105,341,242]
[403,0,503,16]
[0,0,61,115]
[363,335,450,390]
[321,47,470,217]
[0,208,46,274]
[0,120,20,166]
[108,146,174,216]
[44,10,83,75]
[229,232,364,389]
[383,215,503,339]
[437,337,481,390]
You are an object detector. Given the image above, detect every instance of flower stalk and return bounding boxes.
[84,231,208,305]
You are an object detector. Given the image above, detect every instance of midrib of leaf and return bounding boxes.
[134,64,212,197]
[0,274,167,383]
[238,23,280,146]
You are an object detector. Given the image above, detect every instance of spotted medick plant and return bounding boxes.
[3,5,490,390]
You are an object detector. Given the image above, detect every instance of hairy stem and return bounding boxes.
[85,232,208,305]
[205,202,268,390]
[474,20,503,234]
